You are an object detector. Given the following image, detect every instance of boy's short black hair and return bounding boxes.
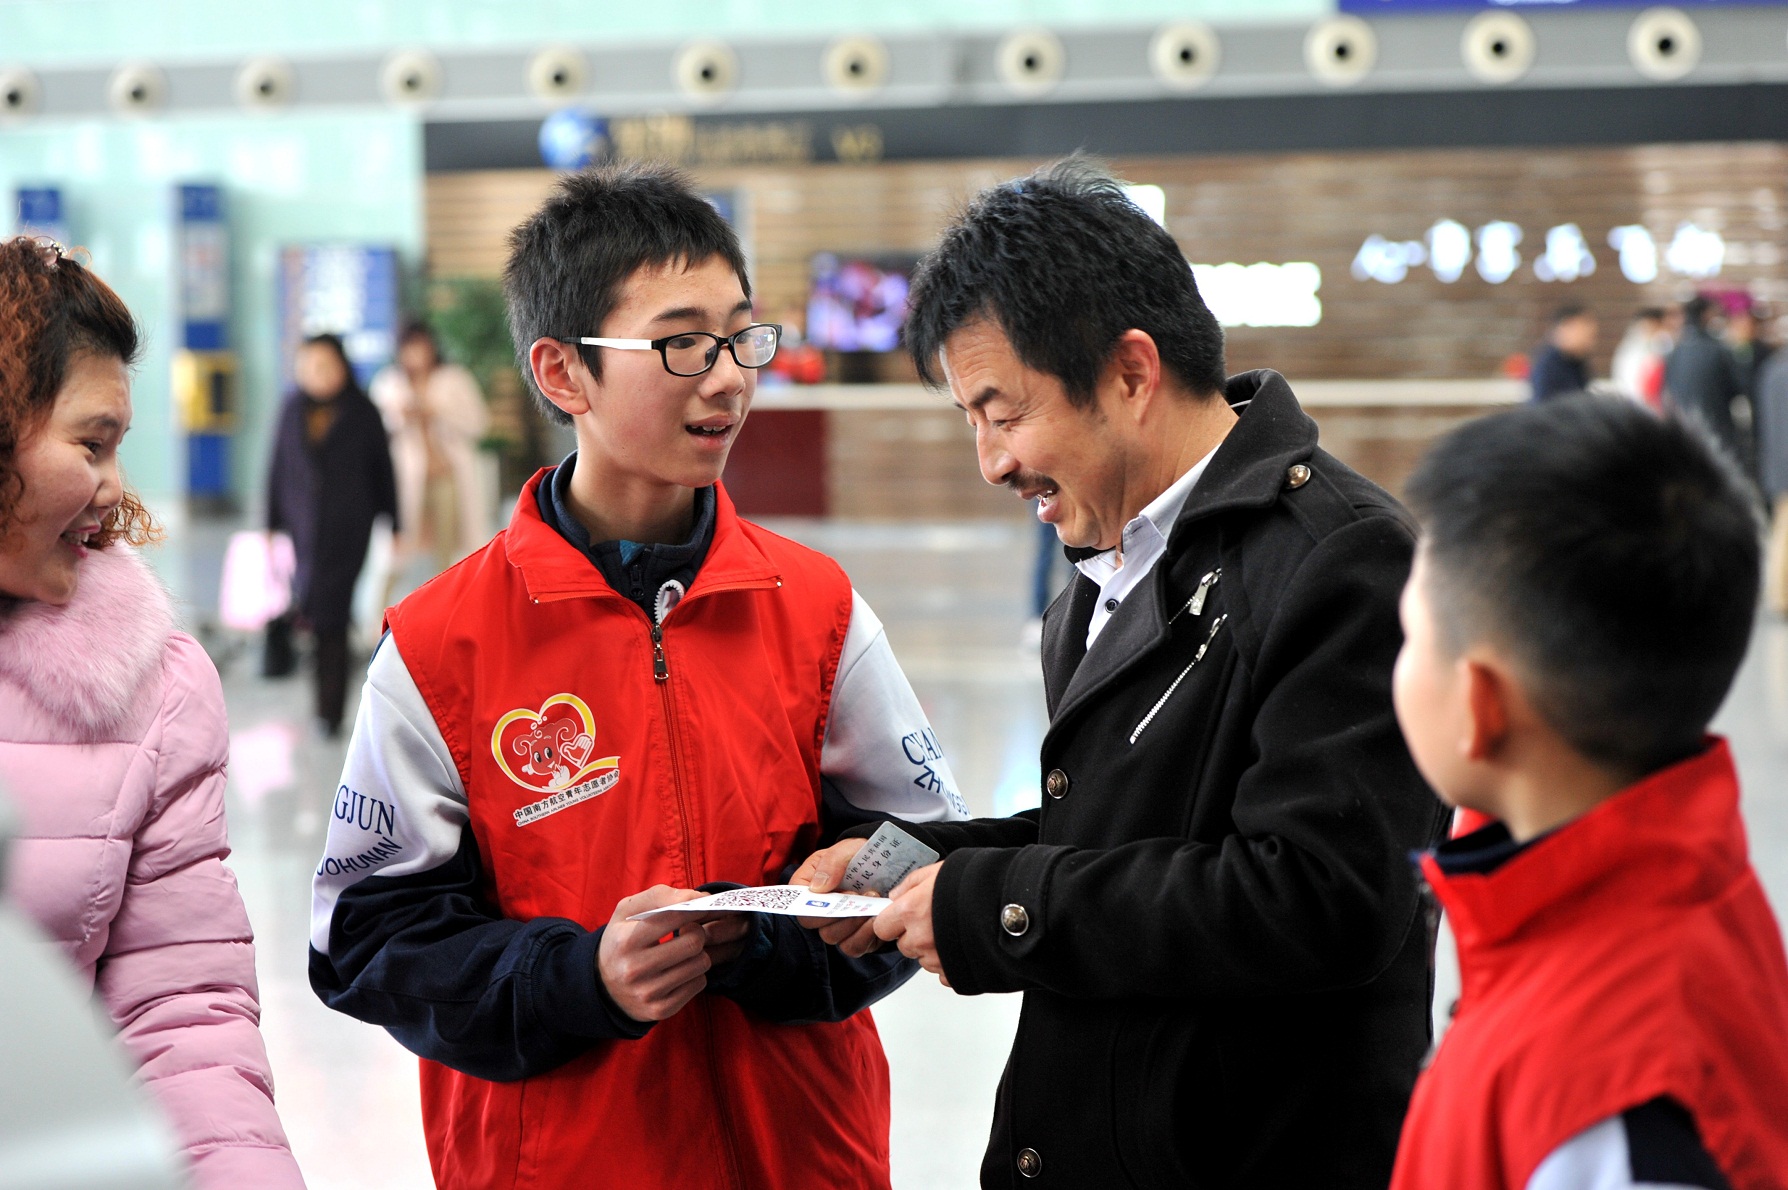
[1551,303,1589,326]
[905,155,1227,407]
[1406,397,1759,777]
[503,162,749,425]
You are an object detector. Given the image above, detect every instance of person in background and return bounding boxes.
[1389,396,1788,1190]
[0,237,305,1188]
[1724,295,1774,402]
[1665,295,1747,473]
[1611,306,1669,411]
[1756,343,1788,616]
[370,322,491,577]
[267,333,398,737]
[1529,304,1598,402]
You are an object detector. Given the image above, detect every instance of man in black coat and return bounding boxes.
[797,159,1447,1189]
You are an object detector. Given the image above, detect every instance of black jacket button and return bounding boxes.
[1000,904,1031,936]
[1017,1148,1042,1177]
[1045,769,1069,799]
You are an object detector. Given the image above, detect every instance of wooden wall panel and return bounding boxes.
[427,143,1788,383]
[427,144,1784,518]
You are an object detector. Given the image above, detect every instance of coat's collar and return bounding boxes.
[1168,369,1319,540]
[1043,371,1319,725]
[1422,739,1749,979]
[0,546,176,739]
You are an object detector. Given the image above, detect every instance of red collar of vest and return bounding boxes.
[1421,738,1750,965]
[502,469,781,605]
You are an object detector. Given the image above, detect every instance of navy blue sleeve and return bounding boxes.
[701,885,915,1023]
[309,828,649,1083]
[701,777,919,1021]
[1624,1098,1732,1190]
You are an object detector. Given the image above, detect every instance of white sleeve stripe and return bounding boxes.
[309,635,470,955]
[820,590,968,823]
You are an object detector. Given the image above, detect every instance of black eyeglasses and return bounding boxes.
[565,323,782,377]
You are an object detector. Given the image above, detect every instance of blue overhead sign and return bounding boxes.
[1342,1,1778,10]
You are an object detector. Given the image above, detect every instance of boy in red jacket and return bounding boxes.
[1389,396,1788,1190]
[309,164,965,1190]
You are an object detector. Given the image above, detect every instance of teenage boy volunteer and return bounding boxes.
[308,165,965,1190]
[1390,397,1788,1189]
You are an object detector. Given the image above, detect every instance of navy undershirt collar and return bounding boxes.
[1424,820,1557,877]
[537,452,716,617]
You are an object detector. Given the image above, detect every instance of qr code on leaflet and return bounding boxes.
[712,886,805,911]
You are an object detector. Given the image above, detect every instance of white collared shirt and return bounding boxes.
[1074,448,1217,649]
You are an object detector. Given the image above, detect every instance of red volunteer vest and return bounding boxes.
[1392,740,1788,1190]
[387,476,892,1190]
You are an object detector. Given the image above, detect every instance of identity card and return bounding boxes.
[839,821,941,896]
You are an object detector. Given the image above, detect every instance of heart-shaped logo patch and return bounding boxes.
[491,693,619,797]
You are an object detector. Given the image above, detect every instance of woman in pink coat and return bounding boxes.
[0,237,305,1188]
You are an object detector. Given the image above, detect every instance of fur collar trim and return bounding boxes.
[0,547,178,739]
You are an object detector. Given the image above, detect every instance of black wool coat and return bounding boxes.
[266,385,398,633]
[899,371,1448,1190]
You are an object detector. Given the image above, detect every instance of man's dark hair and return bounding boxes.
[905,155,1226,407]
[1684,294,1715,326]
[1551,303,1589,326]
[1405,397,1759,778]
[503,162,749,425]
[1636,306,1666,322]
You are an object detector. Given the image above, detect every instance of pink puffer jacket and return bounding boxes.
[0,546,305,1189]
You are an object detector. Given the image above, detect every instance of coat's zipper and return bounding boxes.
[700,999,748,1190]
[650,621,669,681]
[1129,614,1228,745]
[645,579,769,1190]
[1171,568,1222,624]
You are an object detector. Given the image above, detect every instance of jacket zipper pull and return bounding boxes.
[1175,568,1222,623]
[651,622,668,682]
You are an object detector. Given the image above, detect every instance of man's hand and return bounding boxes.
[597,886,719,1022]
[790,837,866,893]
[874,863,947,985]
[789,838,884,956]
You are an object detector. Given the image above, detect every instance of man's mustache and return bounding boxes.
[1004,471,1059,498]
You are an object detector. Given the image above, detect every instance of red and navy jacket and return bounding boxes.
[308,475,964,1190]
[1393,739,1788,1190]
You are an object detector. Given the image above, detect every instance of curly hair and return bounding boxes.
[0,237,160,550]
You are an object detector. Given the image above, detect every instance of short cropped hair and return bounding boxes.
[503,163,749,425]
[1551,303,1589,326]
[1405,397,1759,777]
[905,156,1227,407]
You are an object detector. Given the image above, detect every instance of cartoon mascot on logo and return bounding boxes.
[491,694,621,825]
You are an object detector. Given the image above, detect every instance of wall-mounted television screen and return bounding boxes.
[806,252,918,353]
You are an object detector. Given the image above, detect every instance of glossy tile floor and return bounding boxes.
[146,512,1788,1190]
